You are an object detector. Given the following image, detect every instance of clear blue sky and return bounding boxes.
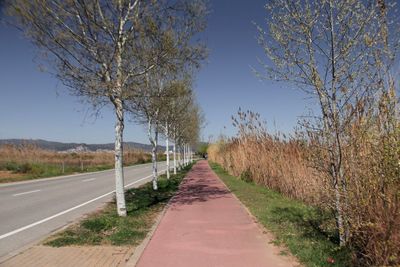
[0,0,311,145]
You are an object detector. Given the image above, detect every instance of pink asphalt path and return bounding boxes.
[136,161,298,267]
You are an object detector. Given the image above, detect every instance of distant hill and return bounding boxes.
[0,139,164,152]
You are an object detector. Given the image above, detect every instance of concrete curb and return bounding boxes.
[124,204,169,267]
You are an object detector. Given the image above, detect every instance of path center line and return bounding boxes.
[13,190,41,197]
[82,178,96,182]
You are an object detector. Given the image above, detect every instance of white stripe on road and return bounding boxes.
[12,190,41,197]
[0,162,163,188]
[0,169,166,241]
[82,178,96,182]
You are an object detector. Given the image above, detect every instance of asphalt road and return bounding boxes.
[0,162,167,261]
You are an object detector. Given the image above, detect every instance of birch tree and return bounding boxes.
[128,75,197,189]
[126,0,207,189]
[160,79,194,178]
[6,0,173,217]
[7,0,207,215]
[256,0,396,245]
[173,100,203,167]
[128,71,164,190]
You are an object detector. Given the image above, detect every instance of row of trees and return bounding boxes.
[129,77,202,190]
[6,0,206,216]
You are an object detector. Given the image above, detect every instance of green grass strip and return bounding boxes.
[209,162,351,267]
[45,163,193,247]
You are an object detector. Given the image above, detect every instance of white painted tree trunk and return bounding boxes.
[114,100,127,217]
[148,120,158,190]
[151,143,158,190]
[151,134,158,190]
[183,144,186,166]
[152,128,159,190]
[187,145,190,165]
[186,145,189,165]
[178,146,181,170]
[186,145,188,165]
[186,146,188,165]
[165,123,170,179]
[185,145,188,166]
[173,142,177,175]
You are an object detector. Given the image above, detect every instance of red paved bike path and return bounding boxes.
[136,161,298,267]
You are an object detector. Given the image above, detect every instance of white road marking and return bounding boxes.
[0,169,166,240]
[0,161,162,188]
[82,178,96,182]
[12,190,41,197]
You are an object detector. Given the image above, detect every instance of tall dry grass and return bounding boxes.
[0,144,151,171]
[209,109,400,266]
[209,136,324,205]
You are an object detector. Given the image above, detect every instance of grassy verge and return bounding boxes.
[0,160,152,183]
[209,162,350,267]
[44,163,193,247]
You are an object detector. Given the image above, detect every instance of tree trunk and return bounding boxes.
[151,144,158,190]
[114,100,127,217]
[333,170,346,246]
[187,145,189,164]
[183,144,186,166]
[173,142,177,175]
[187,146,189,164]
[147,120,158,190]
[178,146,181,170]
[328,0,347,246]
[152,128,159,190]
[165,123,170,179]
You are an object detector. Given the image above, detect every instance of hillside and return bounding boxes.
[0,139,164,152]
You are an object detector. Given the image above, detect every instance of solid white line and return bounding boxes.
[12,190,41,197]
[0,169,166,241]
[0,162,166,188]
[82,178,96,182]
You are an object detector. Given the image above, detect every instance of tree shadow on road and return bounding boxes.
[169,172,231,207]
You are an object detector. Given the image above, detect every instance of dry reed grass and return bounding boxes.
[0,144,151,177]
[208,109,400,266]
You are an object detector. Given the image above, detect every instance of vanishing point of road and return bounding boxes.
[0,162,167,262]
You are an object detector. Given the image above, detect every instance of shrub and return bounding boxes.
[240,169,252,183]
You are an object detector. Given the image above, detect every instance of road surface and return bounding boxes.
[0,162,167,261]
